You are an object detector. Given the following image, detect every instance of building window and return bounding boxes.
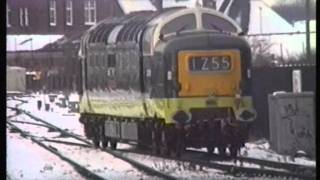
[24,8,29,26]
[49,0,57,26]
[7,4,11,27]
[84,0,96,25]
[66,0,73,26]
[19,8,24,26]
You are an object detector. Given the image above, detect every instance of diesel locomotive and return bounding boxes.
[79,7,256,157]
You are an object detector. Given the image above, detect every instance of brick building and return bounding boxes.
[5,0,230,92]
[6,0,124,92]
[6,0,123,35]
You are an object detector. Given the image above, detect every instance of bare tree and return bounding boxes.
[247,37,276,67]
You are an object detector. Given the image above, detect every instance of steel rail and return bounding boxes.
[7,121,106,180]
[9,105,315,179]
[101,148,177,180]
[116,148,315,179]
[41,139,92,148]
[9,120,53,129]
[181,156,316,180]
[7,106,92,145]
[186,150,316,174]
[7,106,178,180]
[7,98,316,179]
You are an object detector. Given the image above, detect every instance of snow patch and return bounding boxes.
[6,34,63,52]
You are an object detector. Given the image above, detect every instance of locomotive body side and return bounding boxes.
[79,7,256,156]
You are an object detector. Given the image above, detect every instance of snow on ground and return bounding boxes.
[51,144,154,180]
[68,92,80,102]
[121,151,236,179]
[8,93,85,137]
[120,151,286,180]
[6,129,86,180]
[241,139,316,167]
[8,112,64,140]
[188,140,315,168]
[7,93,316,179]
[7,94,157,180]
[7,108,17,117]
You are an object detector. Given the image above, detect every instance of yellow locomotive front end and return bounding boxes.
[176,49,256,124]
[167,49,256,156]
[145,47,256,156]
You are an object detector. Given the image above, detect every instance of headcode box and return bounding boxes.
[268,92,315,158]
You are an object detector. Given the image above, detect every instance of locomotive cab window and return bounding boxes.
[202,13,237,33]
[160,14,196,35]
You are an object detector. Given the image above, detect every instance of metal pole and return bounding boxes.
[14,37,17,66]
[31,39,34,72]
[280,43,283,63]
[14,37,17,51]
[305,0,311,61]
[259,7,262,33]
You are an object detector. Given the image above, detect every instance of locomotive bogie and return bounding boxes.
[80,95,254,153]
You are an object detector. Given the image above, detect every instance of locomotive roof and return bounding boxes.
[80,7,241,54]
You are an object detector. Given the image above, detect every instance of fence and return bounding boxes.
[250,65,315,138]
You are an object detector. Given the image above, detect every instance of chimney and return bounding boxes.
[151,0,163,12]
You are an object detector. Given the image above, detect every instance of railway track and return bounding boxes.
[7,121,106,180]
[7,104,316,179]
[117,147,315,180]
[207,151,316,175]
[180,156,315,179]
[7,106,177,180]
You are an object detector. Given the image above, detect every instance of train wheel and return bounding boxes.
[160,127,169,156]
[151,142,159,155]
[151,132,159,155]
[110,140,117,150]
[151,120,160,155]
[172,141,184,158]
[101,138,109,148]
[171,129,185,158]
[206,145,215,155]
[93,138,100,148]
[229,145,238,158]
[218,146,227,156]
[137,121,146,149]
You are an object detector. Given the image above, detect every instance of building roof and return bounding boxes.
[248,1,294,34]
[6,35,63,52]
[117,0,156,14]
[163,0,199,8]
[117,0,199,14]
[7,66,26,71]
[247,0,313,58]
